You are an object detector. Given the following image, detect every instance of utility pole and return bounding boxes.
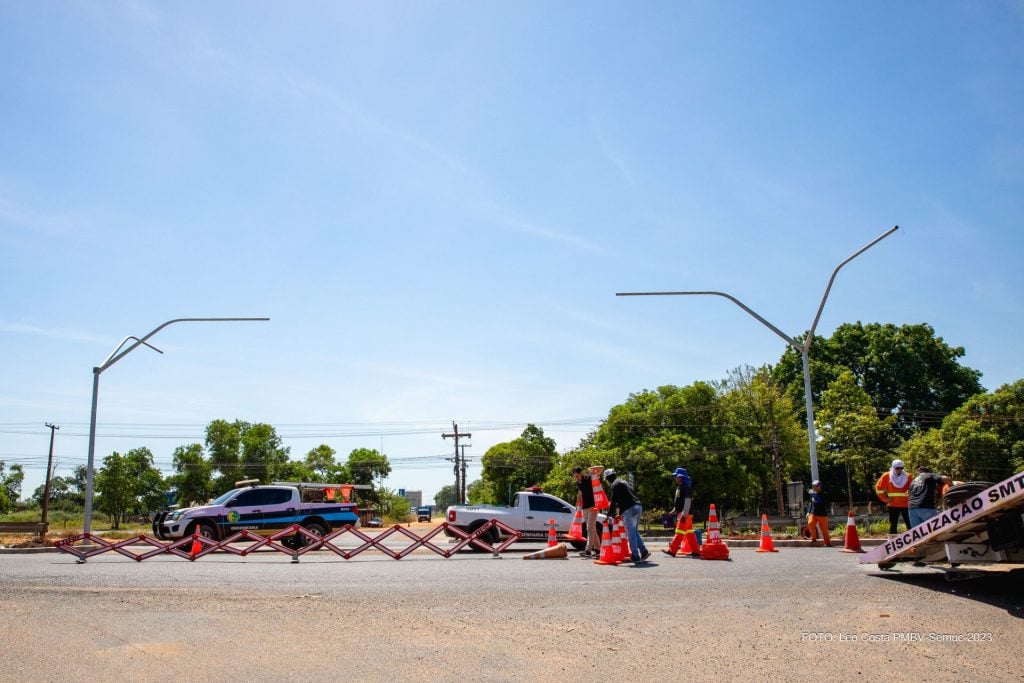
[459,444,471,504]
[766,394,784,516]
[616,225,899,483]
[42,423,59,528]
[442,422,471,505]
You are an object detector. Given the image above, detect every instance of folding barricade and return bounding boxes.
[55,520,522,563]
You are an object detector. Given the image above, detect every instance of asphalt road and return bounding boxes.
[1,544,1021,682]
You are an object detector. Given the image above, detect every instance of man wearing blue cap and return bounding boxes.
[662,467,695,557]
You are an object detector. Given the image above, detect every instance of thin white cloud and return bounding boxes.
[0,323,110,345]
[0,193,78,237]
[341,360,491,392]
[497,215,609,255]
[589,115,637,189]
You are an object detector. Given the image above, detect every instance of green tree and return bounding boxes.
[378,487,412,522]
[32,476,80,511]
[346,448,391,486]
[434,484,456,510]
[68,465,87,507]
[172,443,212,506]
[345,448,391,506]
[304,444,339,482]
[125,447,167,515]
[95,448,166,527]
[274,459,315,483]
[240,423,290,483]
[577,383,744,515]
[466,478,496,504]
[205,419,291,490]
[718,366,807,514]
[206,419,245,490]
[0,470,10,513]
[0,461,24,511]
[898,379,1024,482]
[816,370,895,508]
[774,322,984,437]
[95,452,133,528]
[481,425,558,505]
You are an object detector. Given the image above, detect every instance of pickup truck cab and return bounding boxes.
[153,480,360,546]
[445,488,599,549]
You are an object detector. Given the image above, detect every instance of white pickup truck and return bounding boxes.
[445,488,600,549]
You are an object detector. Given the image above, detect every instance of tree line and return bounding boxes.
[447,322,1023,520]
[2,418,397,527]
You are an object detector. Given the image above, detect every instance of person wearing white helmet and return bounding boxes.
[875,459,912,535]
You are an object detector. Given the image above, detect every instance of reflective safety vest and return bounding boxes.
[875,472,910,508]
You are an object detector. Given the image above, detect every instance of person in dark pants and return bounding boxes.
[909,465,952,527]
[604,469,649,563]
[806,480,831,547]
[876,459,912,536]
[662,467,695,557]
[572,466,600,557]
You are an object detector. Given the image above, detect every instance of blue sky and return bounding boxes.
[2,2,1022,503]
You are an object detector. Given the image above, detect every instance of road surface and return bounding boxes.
[0,544,1020,682]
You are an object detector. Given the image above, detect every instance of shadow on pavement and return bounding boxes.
[874,570,1024,619]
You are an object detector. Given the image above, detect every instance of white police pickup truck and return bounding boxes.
[444,488,600,550]
[153,480,360,547]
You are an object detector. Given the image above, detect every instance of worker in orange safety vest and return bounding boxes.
[876,459,912,535]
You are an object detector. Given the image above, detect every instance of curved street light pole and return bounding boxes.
[616,226,898,484]
[83,317,270,533]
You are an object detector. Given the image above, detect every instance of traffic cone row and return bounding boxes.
[699,504,730,560]
[838,512,865,553]
[755,513,778,553]
[546,518,558,547]
[593,517,620,565]
[567,506,585,541]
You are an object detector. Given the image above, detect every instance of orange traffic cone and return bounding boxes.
[612,517,629,562]
[838,512,865,553]
[189,533,202,558]
[547,518,558,547]
[680,515,701,557]
[699,504,730,560]
[589,466,610,510]
[755,514,778,553]
[523,542,568,559]
[593,519,620,565]
[567,506,585,541]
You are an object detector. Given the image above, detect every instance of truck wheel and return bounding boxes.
[466,522,496,551]
[197,521,218,541]
[303,521,327,538]
[300,521,328,549]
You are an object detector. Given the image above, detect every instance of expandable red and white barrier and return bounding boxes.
[55,520,522,563]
